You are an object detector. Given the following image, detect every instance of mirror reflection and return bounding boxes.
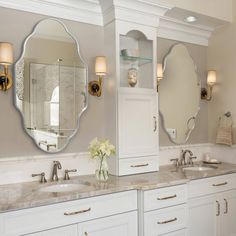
[15,19,88,152]
[159,44,200,144]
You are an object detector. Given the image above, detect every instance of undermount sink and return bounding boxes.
[183,165,218,172]
[39,183,87,193]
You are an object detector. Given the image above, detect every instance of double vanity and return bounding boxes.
[0,1,235,236]
[1,161,236,236]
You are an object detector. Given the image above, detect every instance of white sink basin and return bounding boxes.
[183,166,217,171]
[39,183,87,193]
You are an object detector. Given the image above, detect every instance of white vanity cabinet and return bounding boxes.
[0,191,137,236]
[26,225,78,236]
[218,189,236,236]
[188,173,236,236]
[139,184,188,236]
[118,88,159,175]
[104,20,159,176]
[119,89,158,159]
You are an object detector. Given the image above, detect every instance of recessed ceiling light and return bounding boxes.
[184,16,198,23]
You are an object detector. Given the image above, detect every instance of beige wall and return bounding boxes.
[0,3,232,157]
[208,1,236,144]
[157,38,208,146]
[0,7,105,157]
[156,0,232,22]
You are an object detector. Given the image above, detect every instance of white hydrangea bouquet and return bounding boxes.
[88,138,115,181]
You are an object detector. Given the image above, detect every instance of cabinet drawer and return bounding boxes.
[188,173,236,198]
[78,211,137,236]
[1,191,137,236]
[119,156,158,176]
[161,229,187,236]
[144,204,187,236]
[25,224,78,236]
[144,185,187,212]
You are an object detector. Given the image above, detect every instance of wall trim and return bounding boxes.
[3,143,234,163]
[0,152,89,163]
[160,142,236,151]
[208,143,236,149]
[160,143,210,151]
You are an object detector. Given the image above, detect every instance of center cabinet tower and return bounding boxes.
[101,1,167,176]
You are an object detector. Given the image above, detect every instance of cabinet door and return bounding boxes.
[219,189,236,236]
[26,224,77,236]
[188,195,217,236]
[78,211,137,236]
[119,89,158,158]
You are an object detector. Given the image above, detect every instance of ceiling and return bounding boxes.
[165,7,229,29]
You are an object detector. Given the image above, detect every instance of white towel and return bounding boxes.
[216,115,233,146]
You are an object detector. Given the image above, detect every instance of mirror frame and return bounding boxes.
[14,18,88,152]
[159,43,201,145]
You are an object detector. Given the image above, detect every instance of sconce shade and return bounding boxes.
[157,63,163,80]
[95,56,107,76]
[207,70,216,85]
[0,42,13,65]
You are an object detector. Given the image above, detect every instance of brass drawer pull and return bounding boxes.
[153,116,157,132]
[157,194,177,201]
[216,200,220,216]
[212,182,228,187]
[224,198,228,214]
[157,217,177,224]
[64,207,91,216]
[130,163,149,168]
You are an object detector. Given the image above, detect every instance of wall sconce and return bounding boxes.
[88,56,107,97]
[201,70,216,101]
[157,63,163,92]
[0,42,13,91]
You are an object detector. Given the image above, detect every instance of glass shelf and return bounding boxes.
[120,55,153,66]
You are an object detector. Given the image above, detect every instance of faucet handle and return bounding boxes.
[32,172,47,183]
[170,158,179,167]
[189,156,197,165]
[64,169,77,180]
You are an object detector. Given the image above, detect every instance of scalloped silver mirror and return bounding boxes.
[159,44,201,145]
[14,18,88,152]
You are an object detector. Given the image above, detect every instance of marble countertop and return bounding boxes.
[1,162,236,213]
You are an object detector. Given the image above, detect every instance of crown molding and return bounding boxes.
[100,0,171,27]
[0,0,103,26]
[0,0,215,46]
[158,16,214,46]
[0,0,171,28]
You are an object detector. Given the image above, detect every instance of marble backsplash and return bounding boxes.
[0,143,235,185]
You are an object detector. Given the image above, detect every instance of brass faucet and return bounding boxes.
[51,161,62,181]
[171,150,197,168]
[180,149,197,166]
